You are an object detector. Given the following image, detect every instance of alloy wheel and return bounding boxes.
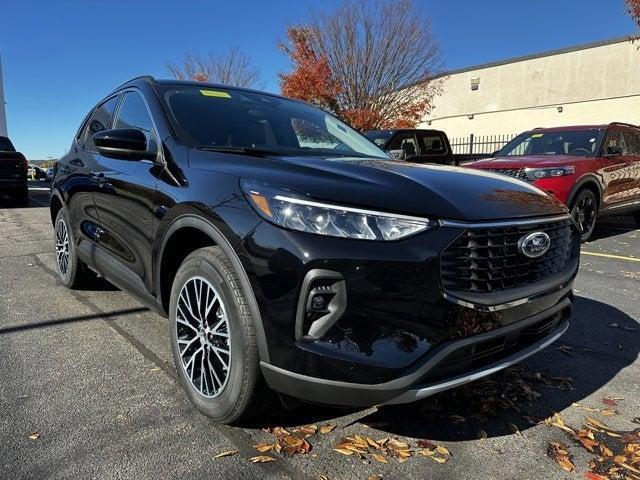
[175,276,231,398]
[572,194,596,240]
[55,219,70,276]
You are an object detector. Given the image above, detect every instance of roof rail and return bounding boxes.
[609,121,638,128]
[111,75,157,93]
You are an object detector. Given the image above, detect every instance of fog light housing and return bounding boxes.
[295,270,347,341]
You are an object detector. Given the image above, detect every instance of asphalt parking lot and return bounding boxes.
[0,183,638,480]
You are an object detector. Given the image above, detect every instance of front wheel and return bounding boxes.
[633,210,640,227]
[169,246,270,424]
[570,189,598,242]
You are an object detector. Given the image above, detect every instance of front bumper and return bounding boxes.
[240,214,579,406]
[260,295,571,406]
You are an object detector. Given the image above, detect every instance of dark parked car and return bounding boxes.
[0,136,28,205]
[468,123,640,241]
[364,128,491,165]
[51,77,579,423]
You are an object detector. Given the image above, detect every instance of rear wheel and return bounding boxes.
[633,210,640,227]
[570,189,598,242]
[54,209,96,288]
[169,246,270,424]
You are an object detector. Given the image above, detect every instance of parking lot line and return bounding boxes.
[581,251,640,263]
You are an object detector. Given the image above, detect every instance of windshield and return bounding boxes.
[497,129,605,157]
[161,86,390,159]
[364,131,394,147]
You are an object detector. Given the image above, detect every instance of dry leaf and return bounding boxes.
[508,423,521,435]
[547,442,575,472]
[371,453,388,464]
[27,432,40,440]
[319,424,335,435]
[253,443,274,453]
[214,449,238,458]
[436,445,451,456]
[333,448,355,456]
[586,417,610,430]
[250,455,276,463]
[431,456,447,464]
[477,429,488,440]
[417,439,435,450]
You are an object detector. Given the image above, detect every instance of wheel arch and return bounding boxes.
[155,215,270,363]
[566,175,602,210]
[49,189,65,225]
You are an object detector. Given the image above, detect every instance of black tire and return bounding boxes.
[633,210,640,227]
[53,209,96,288]
[169,246,270,424]
[570,189,598,242]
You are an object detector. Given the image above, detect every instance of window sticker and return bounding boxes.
[200,90,231,98]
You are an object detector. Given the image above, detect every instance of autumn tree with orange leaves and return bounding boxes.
[627,0,640,30]
[279,0,444,131]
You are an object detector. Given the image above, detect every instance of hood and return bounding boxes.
[470,154,583,169]
[189,151,568,221]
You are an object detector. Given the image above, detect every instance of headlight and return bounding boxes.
[524,166,576,180]
[241,180,437,241]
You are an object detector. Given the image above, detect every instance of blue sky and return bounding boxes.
[1,0,636,159]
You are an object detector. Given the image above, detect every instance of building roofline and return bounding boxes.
[430,35,635,81]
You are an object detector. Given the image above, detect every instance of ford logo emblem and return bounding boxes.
[518,232,551,258]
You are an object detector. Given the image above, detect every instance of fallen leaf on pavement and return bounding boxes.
[253,443,274,453]
[371,453,388,464]
[214,449,238,458]
[27,432,40,440]
[477,429,488,440]
[319,424,335,434]
[250,455,276,463]
[547,442,575,472]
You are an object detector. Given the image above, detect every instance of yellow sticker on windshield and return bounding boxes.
[200,90,231,98]
[531,133,544,138]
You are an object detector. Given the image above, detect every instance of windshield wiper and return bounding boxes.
[195,146,282,157]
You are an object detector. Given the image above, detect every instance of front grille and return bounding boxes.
[440,219,576,294]
[419,311,565,384]
[489,168,531,182]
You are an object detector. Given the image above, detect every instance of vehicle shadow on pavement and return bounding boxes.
[255,296,638,441]
[588,215,638,242]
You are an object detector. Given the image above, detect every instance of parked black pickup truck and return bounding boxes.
[0,136,29,205]
[364,129,491,165]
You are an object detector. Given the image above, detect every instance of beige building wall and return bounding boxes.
[420,37,640,138]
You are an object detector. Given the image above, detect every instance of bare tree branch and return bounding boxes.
[165,48,265,89]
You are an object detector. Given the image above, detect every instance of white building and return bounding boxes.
[0,53,6,137]
[421,36,640,153]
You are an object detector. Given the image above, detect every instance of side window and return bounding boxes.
[417,132,447,155]
[622,129,640,155]
[82,96,118,151]
[114,92,156,146]
[604,129,627,155]
[388,133,417,156]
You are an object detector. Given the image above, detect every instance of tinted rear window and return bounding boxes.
[0,137,15,152]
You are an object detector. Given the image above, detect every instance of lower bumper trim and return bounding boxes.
[384,319,568,405]
[261,298,570,407]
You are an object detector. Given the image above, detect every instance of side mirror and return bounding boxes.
[93,129,156,161]
[604,145,624,156]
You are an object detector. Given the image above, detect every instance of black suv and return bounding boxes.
[51,77,580,424]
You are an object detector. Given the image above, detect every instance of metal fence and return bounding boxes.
[450,133,517,156]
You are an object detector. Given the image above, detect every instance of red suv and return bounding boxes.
[468,123,640,241]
